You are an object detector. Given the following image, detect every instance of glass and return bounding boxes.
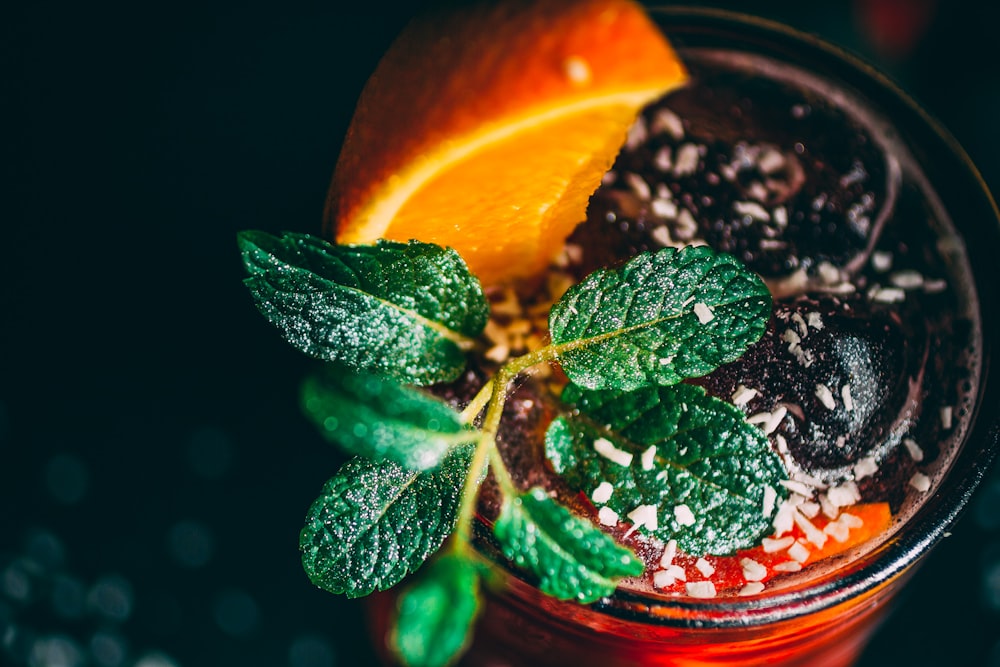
[369,7,999,666]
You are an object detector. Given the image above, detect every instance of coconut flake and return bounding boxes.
[732,385,759,407]
[695,557,716,577]
[762,485,778,518]
[787,541,811,563]
[873,286,906,304]
[594,437,633,467]
[591,481,614,504]
[940,406,954,430]
[890,270,924,289]
[626,505,659,533]
[909,472,931,493]
[659,540,678,568]
[693,302,714,324]
[674,504,696,527]
[674,143,700,176]
[598,506,619,526]
[814,383,837,410]
[772,561,803,573]
[853,456,878,480]
[826,481,861,508]
[762,536,795,553]
[685,581,717,598]
[739,582,766,596]
[903,437,924,462]
[636,446,656,473]
[793,510,828,548]
[823,518,851,543]
[740,558,767,582]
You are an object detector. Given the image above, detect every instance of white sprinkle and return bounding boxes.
[739,582,766,596]
[694,302,714,324]
[591,481,614,504]
[762,485,778,518]
[819,492,839,519]
[940,405,954,430]
[839,513,864,529]
[651,197,678,219]
[909,472,932,493]
[685,581,717,598]
[872,287,906,304]
[779,479,814,497]
[817,261,841,285]
[793,510,828,548]
[890,270,924,289]
[594,437,633,467]
[665,564,686,581]
[732,385,759,407]
[563,56,591,84]
[734,200,771,222]
[659,539,678,568]
[763,536,795,553]
[598,506,619,526]
[806,311,824,330]
[903,437,924,462]
[823,518,851,543]
[871,251,893,272]
[814,383,837,410]
[787,540,811,563]
[674,504,696,527]
[624,172,652,201]
[650,107,684,140]
[653,146,673,172]
[853,456,878,480]
[694,557,716,577]
[772,561,803,573]
[841,384,854,411]
[674,143,701,176]
[626,505,659,533]
[740,558,767,582]
[826,481,861,508]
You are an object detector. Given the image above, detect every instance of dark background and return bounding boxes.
[4,1,999,665]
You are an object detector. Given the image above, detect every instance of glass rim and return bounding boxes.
[480,5,1000,630]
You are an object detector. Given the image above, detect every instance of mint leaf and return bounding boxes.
[549,245,770,391]
[493,487,643,603]
[300,445,473,598]
[546,383,786,555]
[238,231,489,385]
[391,553,482,667]
[301,367,479,471]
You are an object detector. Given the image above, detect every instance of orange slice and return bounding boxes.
[325,0,687,287]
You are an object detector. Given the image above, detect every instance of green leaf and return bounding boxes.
[493,487,643,603]
[301,366,479,471]
[548,245,770,391]
[300,445,473,598]
[391,552,482,667]
[546,383,786,555]
[238,231,489,385]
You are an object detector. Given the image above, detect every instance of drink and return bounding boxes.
[365,8,999,666]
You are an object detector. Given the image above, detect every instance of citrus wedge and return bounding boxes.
[325,0,687,287]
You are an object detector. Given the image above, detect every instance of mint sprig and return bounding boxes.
[494,487,644,603]
[238,232,488,385]
[301,365,480,471]
[546,383,787,555]
[549,245,771,390]
[240,233,776,667]
[299,446,473,598]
